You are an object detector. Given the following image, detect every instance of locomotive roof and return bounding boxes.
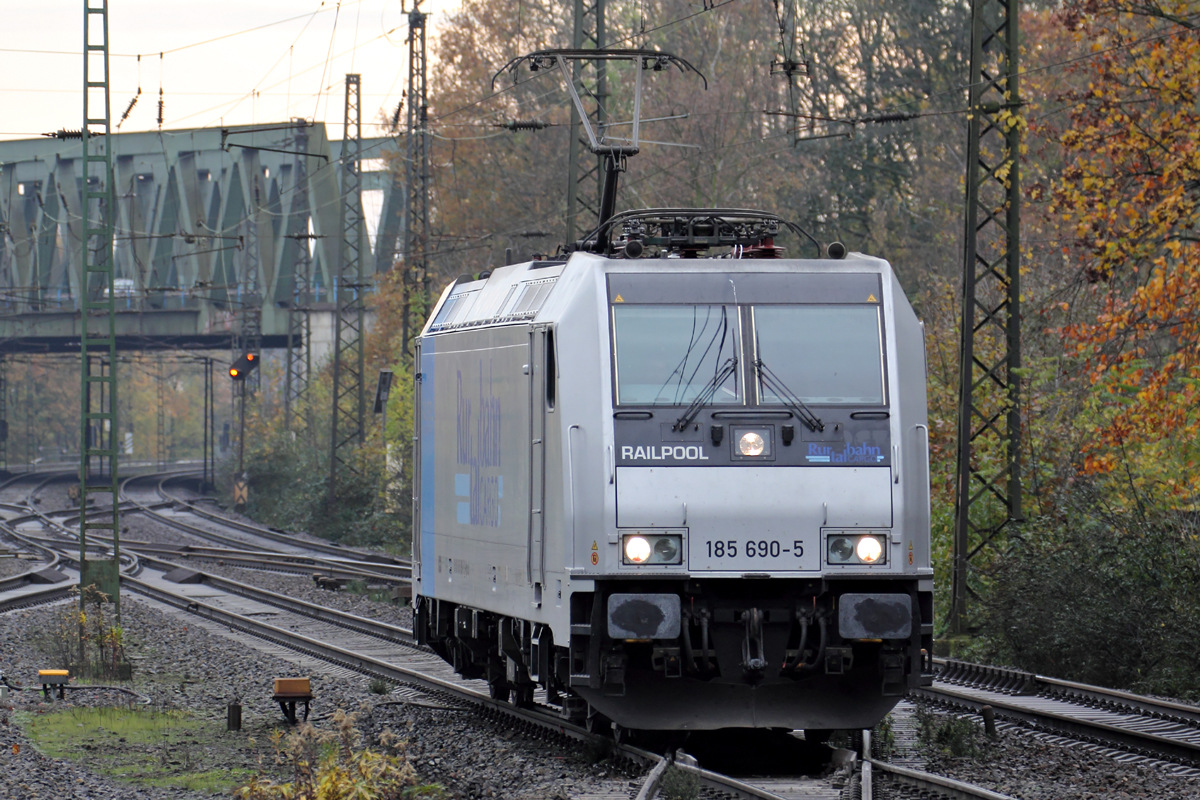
[421,251,893,337]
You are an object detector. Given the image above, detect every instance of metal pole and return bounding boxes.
[950,0,1023,635]
[202,357,209,486]
[79,0,120,621]
[285,122,312,435]
[565,0,606,247]
[237,381,245,476]
[0,356,7,472]
[208,358,215,487]
[330,74,366,503]
[402,1,429,360]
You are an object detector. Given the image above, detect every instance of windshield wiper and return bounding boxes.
[755,359,824,432]
[673,357,738,431]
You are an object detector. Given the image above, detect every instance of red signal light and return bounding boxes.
[229,352,258,380]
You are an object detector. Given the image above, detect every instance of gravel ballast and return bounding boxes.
[887,707,1200,800]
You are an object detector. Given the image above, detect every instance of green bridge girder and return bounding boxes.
[0,123,401,352]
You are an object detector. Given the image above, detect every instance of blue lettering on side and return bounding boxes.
[420,340,437,597]
[807,442,885,464]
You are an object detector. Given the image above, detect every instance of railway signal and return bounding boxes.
[229,352,258,380]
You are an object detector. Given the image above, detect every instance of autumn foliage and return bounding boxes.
[1050,0,1200,481]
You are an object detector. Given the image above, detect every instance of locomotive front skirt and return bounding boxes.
[412,248,934,733]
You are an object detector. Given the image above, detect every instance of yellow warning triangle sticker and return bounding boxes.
[867,294,878,302]
[591,541,598,550]
[614,294,625,303]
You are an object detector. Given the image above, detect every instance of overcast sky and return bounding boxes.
[1,0,455,143]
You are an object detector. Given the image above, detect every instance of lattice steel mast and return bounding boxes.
[156,354,166,467]
[565,0,607,245]
[0,357,7,471]
[951,0,1023,634]
[284,122,313,434]
[401,0,430,358]
[80,0,120,619]
[329,74,367,499]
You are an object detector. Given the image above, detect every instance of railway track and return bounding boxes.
[922,659,1200,775]
[1,519,1010,800]
[0,470,1020,800]
[4,471,409,587]
[149,472,409,566]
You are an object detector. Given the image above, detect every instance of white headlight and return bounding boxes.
[624,535,652,563]
[856,536,883,564]
[738,431,765,456]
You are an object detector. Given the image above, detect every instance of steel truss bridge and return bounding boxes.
[0,121,400,353]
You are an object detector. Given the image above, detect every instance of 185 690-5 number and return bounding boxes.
[704,539,804,558]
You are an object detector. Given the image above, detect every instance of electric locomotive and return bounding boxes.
[412,207,934,736]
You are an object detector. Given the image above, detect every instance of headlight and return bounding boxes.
[738,431,765,456]
[621,532,684,565]
[826,532,888,565]
[731,426,773,459]
[856,536,883,563]
[624,536,651,563]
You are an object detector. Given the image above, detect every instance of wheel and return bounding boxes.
[488,678,510,703]
[511,684,535,709]
[585,708,611,735]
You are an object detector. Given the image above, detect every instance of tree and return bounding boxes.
[1050,0,1200,489]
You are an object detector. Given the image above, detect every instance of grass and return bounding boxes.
[17,705,258,794]
[915,705,992,760]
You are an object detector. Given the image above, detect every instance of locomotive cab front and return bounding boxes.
[565,262,934,731]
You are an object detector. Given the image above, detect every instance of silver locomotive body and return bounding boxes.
[413,250,933,731]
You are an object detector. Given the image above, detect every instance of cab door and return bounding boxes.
[528,325,552,590]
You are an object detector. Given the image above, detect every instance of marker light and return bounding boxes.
[856,535,883,564]
[654,536,679,562]
[830,537,855,562]
[229,368,240,378]
[738,431,765,456]
[624,535,652,563]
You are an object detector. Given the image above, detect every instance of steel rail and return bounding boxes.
[132,551,414,642]
[0,584,77,613]
[919,683,1200,767]
[118,542,410,584]
[868,759,1017,800]
[115,555,1010,800]
[7,470,1014,800]
[151,472,409,566]
[0,490,65,591]
[936,658,1200,727]
[118,475,409,582]
[118,570,803,800]
[928,659,1200,766]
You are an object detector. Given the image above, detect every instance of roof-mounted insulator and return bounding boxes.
[495,119,549,131]
[42,129,83,140]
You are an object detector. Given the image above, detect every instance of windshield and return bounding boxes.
[754,305,885,405]
[613,304,741,405]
